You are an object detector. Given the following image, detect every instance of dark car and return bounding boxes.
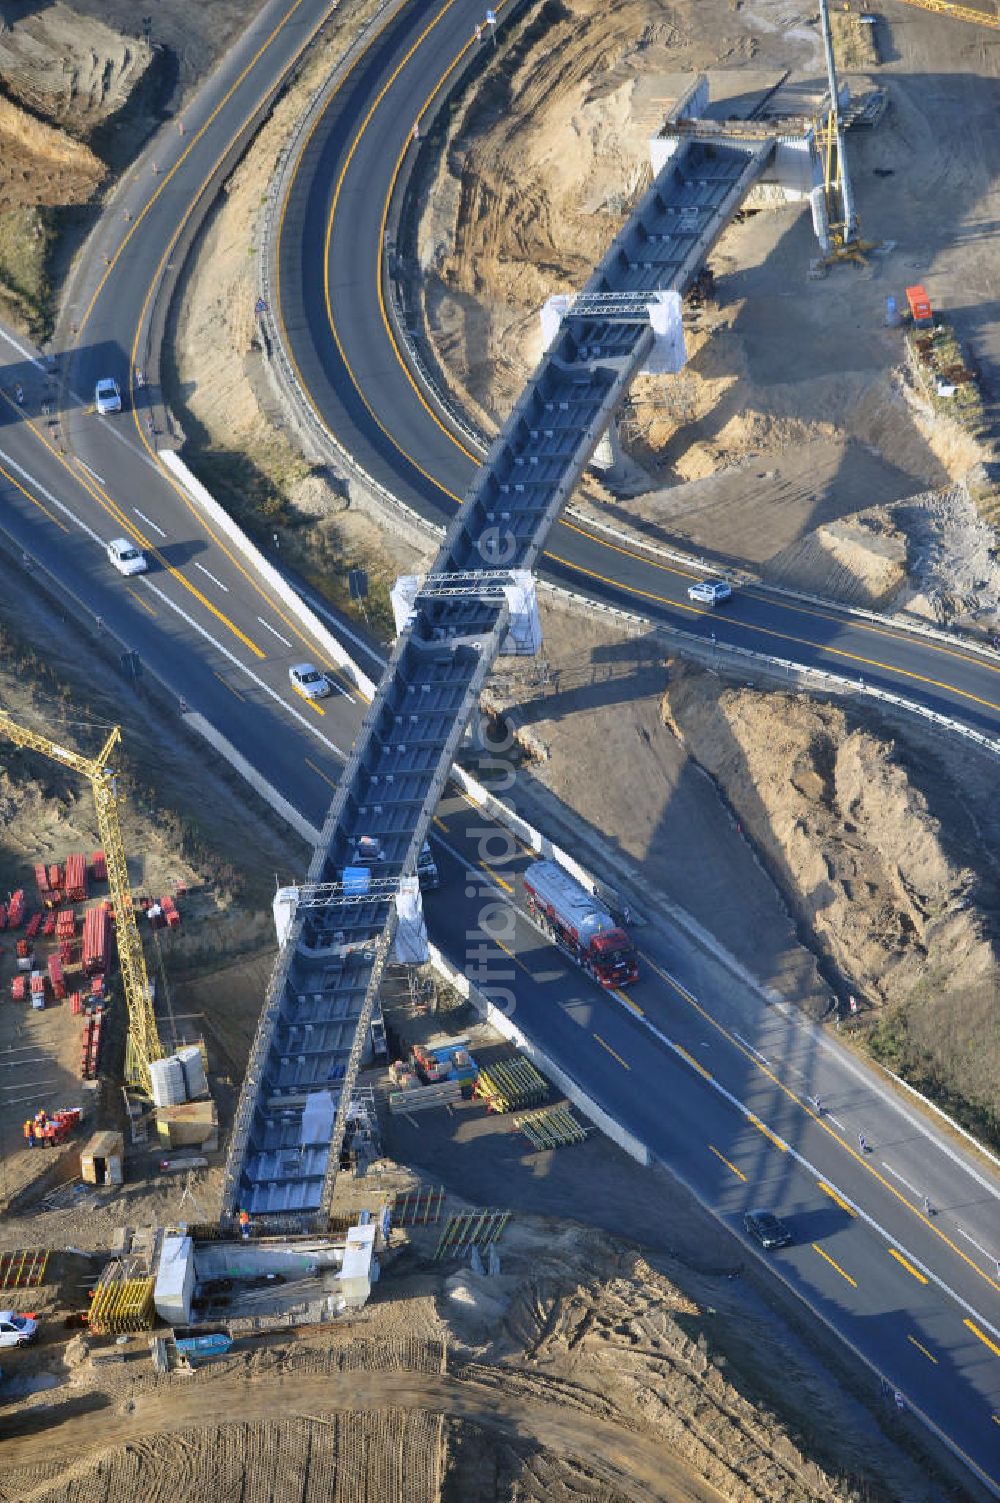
[743,1209,792,1250]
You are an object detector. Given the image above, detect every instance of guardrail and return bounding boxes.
[256,0,444,552]
[159,450,378,698]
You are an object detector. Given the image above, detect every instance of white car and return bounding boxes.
[95,378,122,415]
[0,1312,37,1348]
[289,662,331,700]
[107,537,148,576]
[687,579,733,608]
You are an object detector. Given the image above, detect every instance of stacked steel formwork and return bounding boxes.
[223,138,774,1231]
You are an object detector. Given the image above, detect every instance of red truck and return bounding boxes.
[523,860,638,988]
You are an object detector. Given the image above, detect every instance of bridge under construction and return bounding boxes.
[222,66,866,1227]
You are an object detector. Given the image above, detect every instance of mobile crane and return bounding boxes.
[0,710,162,1092]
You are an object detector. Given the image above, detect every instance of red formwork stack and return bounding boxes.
[64,853,87,903]
[47,863,62,895]
[8,890,25,928]
[47,954,66,1000]
[42,913,56,937]
[10,975,26,1003]
[82,904,110,976]
[56,910,75,940]
[81,1012,103,1079]
[90,851,107,882]
[34,863,50,900]
[25,912,42,940]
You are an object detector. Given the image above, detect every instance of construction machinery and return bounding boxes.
[0,710,162,1091]
[815,0,863,260]
[523,860,639,988]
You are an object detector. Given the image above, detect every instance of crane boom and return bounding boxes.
[0,710,161,1091]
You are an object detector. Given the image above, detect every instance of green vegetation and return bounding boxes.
[865,984,1000,1152]
[188,441,397,639]
[0,206,54,340]
[906,321,987,437]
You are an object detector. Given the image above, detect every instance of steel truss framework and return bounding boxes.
[222,135,775,1229]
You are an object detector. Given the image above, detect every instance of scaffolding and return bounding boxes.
[88,1255,155,1334]
[474,1057,549,1113]
[433,1210,509,1261]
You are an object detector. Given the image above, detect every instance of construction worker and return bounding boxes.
[23,1119,33,1148]
[238,1209,250,1241]
[858,1131,869,1154]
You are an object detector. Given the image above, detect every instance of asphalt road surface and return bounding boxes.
[0,0,996,1488]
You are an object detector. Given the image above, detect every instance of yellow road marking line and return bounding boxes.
[709,1144,746,1182]
[126,585,156,616]
[0,392,267,658]
[364,0,1000,701]
[908,1335,938,1365]
[641,950,1000,1297]
[492,934,533,976]
[478,858,512,894]
[965,1319,1000,1358]
[61,0,366,684]
[212,670,245,702]
[432,814,449,832]
[812,1242,858,1289]
[748,1114,788,1152]
[675,1042,712,1081]
[613,987,644,1016]
[291,685,325,714]
[593,1033,630,1070]
[889,1247,928,1285]
[992,1413,1000,1427]
[0,458,70,532]
[305,756,337,790]
[818,1181,856,1217]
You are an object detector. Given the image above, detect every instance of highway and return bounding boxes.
[277,0,1000,744]
[0,0,996,1488]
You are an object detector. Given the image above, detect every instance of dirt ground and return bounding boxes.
[417,0,1000,616]
[0,1070,965,1503]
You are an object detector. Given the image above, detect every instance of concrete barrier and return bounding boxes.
[159,450,378,699]
[427,941,651,1166]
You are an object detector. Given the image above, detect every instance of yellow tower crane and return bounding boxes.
[0,710,162,1092]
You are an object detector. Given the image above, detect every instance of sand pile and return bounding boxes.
[660,667,1000,1128]
[0,95,104,211]
[0,3,153,136]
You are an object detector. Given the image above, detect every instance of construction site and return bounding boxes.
[2,0,1000,1497]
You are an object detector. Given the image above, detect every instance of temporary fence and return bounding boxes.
[474,1057,549,1113]
[515,1106,588,1151]
[433,1210,509,1261]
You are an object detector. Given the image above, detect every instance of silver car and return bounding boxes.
[688,579,733,607]
[95,377,122,415]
